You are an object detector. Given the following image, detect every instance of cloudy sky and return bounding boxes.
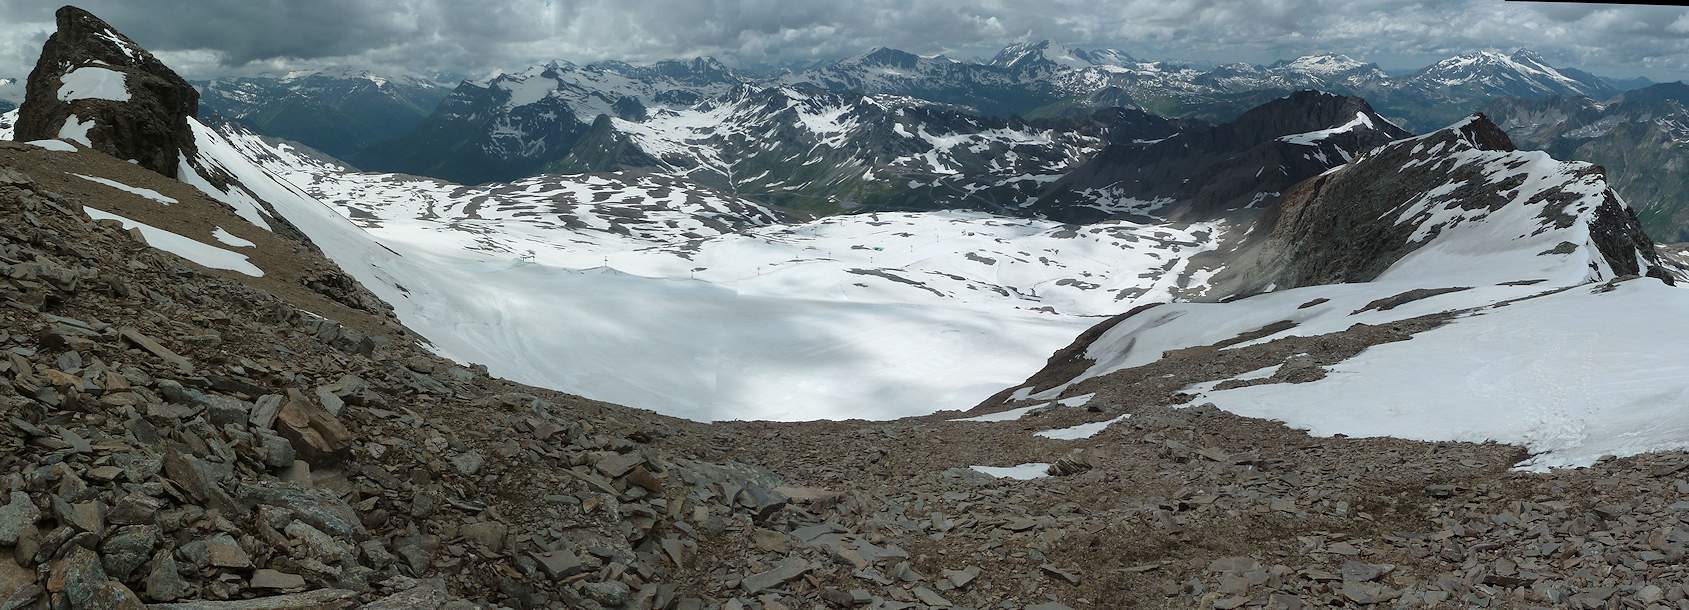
[0,0,1685,82]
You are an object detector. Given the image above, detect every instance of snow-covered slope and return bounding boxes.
[1194,279,1689,469]
[1404,49,1614,101]
[0,108,15,140]
[196,120,1226,421]
[997,115,1678,469]
[990,41,1137,71]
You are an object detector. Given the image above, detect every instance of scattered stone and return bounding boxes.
[249,569,306,591]
[741,557,810,593]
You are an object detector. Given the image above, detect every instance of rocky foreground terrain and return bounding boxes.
[5,144,1689,610]
[4,6,1689,610]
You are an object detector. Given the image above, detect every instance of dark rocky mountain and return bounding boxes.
[1211,114,1665,295]
[15,6,199,178]
[1606,75,1657,92]
[1029,92,1411,223]
[1486,82,1689,242]
[545,85,1170,215]
[356,58,745,184]
[196,71,449,163]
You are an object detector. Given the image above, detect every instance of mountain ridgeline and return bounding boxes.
[237,40,1644,205]
[1486,82,1689,242]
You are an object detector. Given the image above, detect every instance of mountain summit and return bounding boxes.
[15,6,199,177]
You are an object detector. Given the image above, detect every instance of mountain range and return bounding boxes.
[189,42,1637,187]
[4,6,1689,609]
[195,70,450,162]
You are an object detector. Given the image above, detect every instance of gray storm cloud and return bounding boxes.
[0,0,1683,81]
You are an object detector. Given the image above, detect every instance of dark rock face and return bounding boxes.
[1210,114,1662,295]
[1030,91,1412,223]
[1487,82,1689,243]
[15,6,198,178]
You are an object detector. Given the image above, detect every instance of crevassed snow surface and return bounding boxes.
[57,66,130,102]
[82,206,263,277]
[71,173,177,204]
[194,121,1223,422]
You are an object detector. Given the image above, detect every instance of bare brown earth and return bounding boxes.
[1,141,1686,610]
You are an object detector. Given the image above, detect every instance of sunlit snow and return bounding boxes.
[82,206,263,277]
[57,66,130,102]
[71,173,177,204]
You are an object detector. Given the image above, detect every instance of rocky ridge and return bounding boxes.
[1028,92,1410,223]
[14,6,198,178]
[1486,82,1689,242]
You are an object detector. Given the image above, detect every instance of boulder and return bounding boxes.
[274,389,353,465]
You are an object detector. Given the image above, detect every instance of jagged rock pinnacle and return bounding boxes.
[15,5,199,178]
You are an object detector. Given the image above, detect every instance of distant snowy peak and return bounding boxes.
[0,77,21,106]
[990,40,1137,72]
[1407,49,1614,100]
[841,47,926,69]
[478,56,746,117]
[1275,53,1369,76]
[273,68,441,90]
[1196,54,1390,94]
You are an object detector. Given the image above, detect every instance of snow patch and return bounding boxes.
[1035,414,1130,440]
[59,115,95,146]
[82,206,263,277]
[970,463,1051,480]
[212,227,256,248]
[71,173,177,204]
[57,66,130,102]
[25,140,76,152]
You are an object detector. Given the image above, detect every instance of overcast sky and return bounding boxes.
[0,0,1685,82]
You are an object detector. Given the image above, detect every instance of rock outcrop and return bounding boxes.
[15,6,198,177]
[1030,91,1412,223]
[1209,114,1666,295]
